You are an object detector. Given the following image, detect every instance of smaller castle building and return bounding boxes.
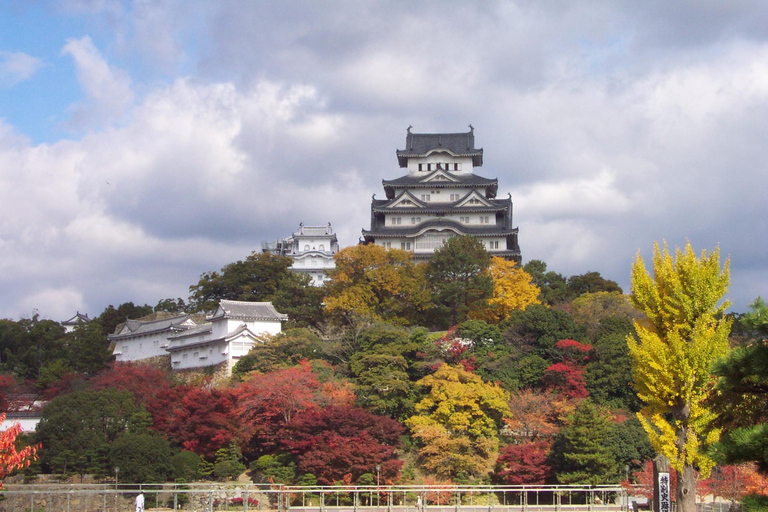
[263,223,339,285]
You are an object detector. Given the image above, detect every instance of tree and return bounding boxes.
[66,321,111,375]
[90,362,175,406]
[501,304,584,360]
[550,400,618,485]
[0,315,67,380]
[0,414,39,487]
[234,361,352,458]
[188,252,323,327]
[231,328,325,380]
[542,339,592,401]
[586,318,641,411]
[95,302,153,336]
[323,244,431,325]
[34,388,144,475]
[570,292,640,342]
[494,441,552,485]
[212,440,247,481]
[627,242,732,512]
[109,433,174,483]
[504,389,562,442]
[146,385,238,459]
[425,236,493,327]
[282,405,404,485]
[566,271,622,298]
[522,260,569,305]
[471,257,540,324]
[406,364,511,479]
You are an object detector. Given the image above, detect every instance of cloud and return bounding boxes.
[0,51,44,87]
[3,2,768,320]
[61,36,134,127]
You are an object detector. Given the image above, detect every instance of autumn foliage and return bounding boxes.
[0,414,39,488]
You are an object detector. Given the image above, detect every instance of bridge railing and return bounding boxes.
[0,483,629,512]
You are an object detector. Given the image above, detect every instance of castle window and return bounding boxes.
[460,216,469,223]
[421,194,431,202]
[411,217,421,224]
[450,194,460,201]
[319,244,325,251]
[401,242,412,250]
[304,245,310,250]
[479,216,490,224]
[418,164,423,171]
[390,217,401,225]
[489,240,499,249]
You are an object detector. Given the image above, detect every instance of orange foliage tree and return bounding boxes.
[0,414,39,487]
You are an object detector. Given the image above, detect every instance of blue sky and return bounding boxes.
[1,1,767,320]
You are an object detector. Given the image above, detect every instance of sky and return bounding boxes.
[1,1,767,321]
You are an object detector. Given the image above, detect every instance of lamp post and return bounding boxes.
[375,464,381,508]
[114,466,120,511]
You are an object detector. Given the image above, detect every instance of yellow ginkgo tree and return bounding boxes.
[405,364,511,479]
[627,241,732,512]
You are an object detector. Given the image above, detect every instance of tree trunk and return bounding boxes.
[677,464,696,512]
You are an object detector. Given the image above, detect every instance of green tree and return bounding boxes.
[35,388,144,475]
[189,252,322,327]
[109,433,174,483]
[551,400,618,484]
[212,440,247,481]
[711,299,768,473]
[170,451,202,482]
[586,317,641,411]
[627,242,732,512]
[231,328,325,380]
[566,271,623,298]
[406,364,511,479]
[66,321,111,375]
[96,302,153,336]
[0,315,67,380]
[522,260,569,305]
[426,236,492,327]
[323,244,431,325]
[250,453,297,484]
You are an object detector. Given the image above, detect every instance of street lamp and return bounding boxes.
[375,464,381,508]
[114,467,120,511]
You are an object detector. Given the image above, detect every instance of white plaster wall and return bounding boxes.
[0,416,40,432]
[114,331,173,362]
[407,156,473,175]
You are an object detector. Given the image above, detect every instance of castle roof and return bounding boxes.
[108,314,195,340]
[208,300,288,322]
[383,169,498,199]
[397,128,483,167]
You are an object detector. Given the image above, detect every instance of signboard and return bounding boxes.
[657,472,671,512]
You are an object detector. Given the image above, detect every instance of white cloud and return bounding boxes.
[0,51,44,87]
[61,36,134,126]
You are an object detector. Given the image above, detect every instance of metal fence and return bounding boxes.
[0,484,629,512]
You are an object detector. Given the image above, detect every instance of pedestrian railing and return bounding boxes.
[0,483,628,512]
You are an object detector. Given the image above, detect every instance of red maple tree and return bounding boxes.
[0,414,39,488]
[282,405,404,485]
[495,441,553,485]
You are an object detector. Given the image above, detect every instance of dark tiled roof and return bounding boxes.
[383,171,498,199]
[167,323,213,340]
[374,195,511,214]
[209,300,288,322]
[62,312,91,325]
[397,128,483,167]
[363,218,519,238]
[108,314,195,340]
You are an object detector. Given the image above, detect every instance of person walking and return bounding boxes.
[135,491,145,512]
